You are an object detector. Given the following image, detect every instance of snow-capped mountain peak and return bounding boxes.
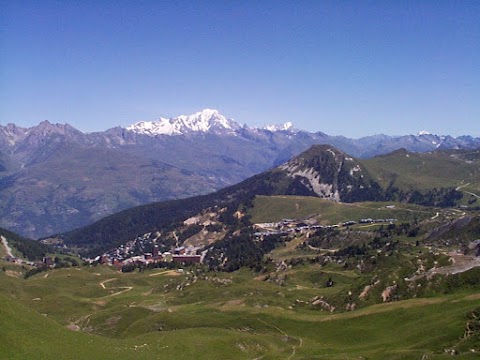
[126,109,303,137]
[126,109,241,136]
[263,122,295,132]
[417,130,432,136]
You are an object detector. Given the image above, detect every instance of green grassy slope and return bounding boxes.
[363,149,480,192]
[251,195,434,224]
[1,264,479,359]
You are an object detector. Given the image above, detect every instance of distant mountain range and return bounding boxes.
[1,109,479,238]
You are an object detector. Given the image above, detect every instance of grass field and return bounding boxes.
[362,150,480,192]
[1,262,479,359]
[251,195,435,224]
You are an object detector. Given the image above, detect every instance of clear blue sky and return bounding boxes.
[1,1,479,137]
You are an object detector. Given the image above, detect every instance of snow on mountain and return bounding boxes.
[263,122,295,132]
[127,109,241,136]
[126,109,301,136]
[417,130,432,136]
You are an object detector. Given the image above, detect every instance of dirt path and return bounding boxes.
[256,318,303,359]
[99,278,133,297]
[148,270,178,277]
[464,190,480,199]
[456,183,470,191]
[456,182,480,199]
[99,278,116,289]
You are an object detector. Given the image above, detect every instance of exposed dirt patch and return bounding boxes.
[66,324,81,331]
[254,274,269,281]
[148,270,181,277]
[5,270,22,278]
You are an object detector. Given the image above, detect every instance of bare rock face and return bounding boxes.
[311,296,336,312]
[278,145,385,202]
[359,280,380,300]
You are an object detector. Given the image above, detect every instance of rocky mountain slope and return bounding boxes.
[1,109,479,238]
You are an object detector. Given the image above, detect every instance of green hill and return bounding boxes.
[251,195,433,224]
[364,148,480,193]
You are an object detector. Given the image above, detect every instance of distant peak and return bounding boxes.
[193,108,219,116]
[263,122,295,132]
[417,130,432,136]
[127,109,240,136]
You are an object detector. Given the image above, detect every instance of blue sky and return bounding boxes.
[1,1,479,137]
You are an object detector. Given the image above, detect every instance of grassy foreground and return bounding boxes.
[1,263,479,359]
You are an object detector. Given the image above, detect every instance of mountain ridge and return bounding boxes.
[4,109,479,143]
[1,110,479,238]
